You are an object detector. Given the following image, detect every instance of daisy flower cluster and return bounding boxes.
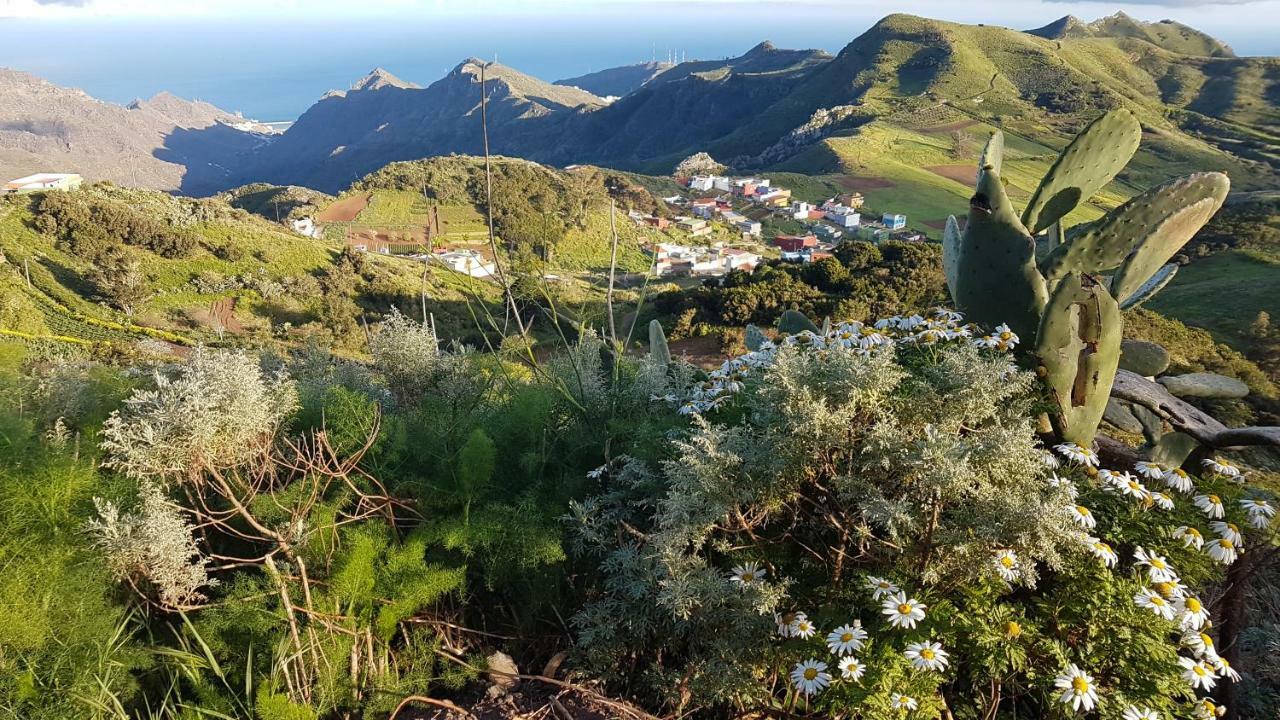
[657,309,1016,416]
[1046,441,1273,713]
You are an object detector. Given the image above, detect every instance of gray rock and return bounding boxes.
[1130,403,1167,444]
[1119,340,1170,377]
[1157,373,1249,399]
[1104,398,1144,434]
[485,651,520,698]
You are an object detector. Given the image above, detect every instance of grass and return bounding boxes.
[1145,249,1280,351]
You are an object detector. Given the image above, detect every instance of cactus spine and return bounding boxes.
[944,108,1230,445]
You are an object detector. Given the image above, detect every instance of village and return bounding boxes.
[633,173,924,279]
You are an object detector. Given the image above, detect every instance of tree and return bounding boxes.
[90,246,150,316]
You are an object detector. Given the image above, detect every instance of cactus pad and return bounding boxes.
[1110,172,1229,303]
[648,319,671,366]
[1118,263,1178,310]
[777,310,819,336]
[1021,109,1142,235]
[980,130,1004,179]
[1035,272,1122,445]
[942,214,962,300]
[953,166,1048,340]
[744,324,768,351]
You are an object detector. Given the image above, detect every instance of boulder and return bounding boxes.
[485,651,520,698]
[1119,340,1170,377]
[1103,398,1144,434]
[1157,373,1249,399]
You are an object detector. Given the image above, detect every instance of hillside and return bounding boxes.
[1028,12,1235,58]
[555,61,673,97]
[0,69,270,195]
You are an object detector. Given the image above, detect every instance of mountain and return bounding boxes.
[0,69,269,195]
[555,61,673,98]
[1028,11,1235,58]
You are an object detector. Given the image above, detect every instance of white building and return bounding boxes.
[2,173,82,194]
[431,249,496,278]
[826,205,861,229]
[653,243,761,277]
[291,216,322,238]
[791,201,814,220]
[688,176,715,192]
[712,177,734,192]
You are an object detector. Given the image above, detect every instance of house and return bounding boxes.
[882,213,907,230]
[653,242,760,277]
[791,201,814,220]
[688,176,715,192]
[644,216,671,230]
[756,189,792,207]
[690,198,718,219]
[838,192,865,209]
[735,219,762,236]
[431,249,496,278]
[812,224,843,242]
[721,247,761,272]
[825,205,861,229]
[857,225,891,243]
[2,173,82,194]
[676,217,708,233]
[291,216,322,238]
[712,177,734,192]
[774,234,818,253]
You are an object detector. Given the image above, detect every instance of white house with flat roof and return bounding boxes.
[2,173,83,194]
[430,249,496,278]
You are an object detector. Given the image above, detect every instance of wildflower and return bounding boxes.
[993,549,1020,582]
[866,575,899,600]
[728,562,766,588]
[1069,505,1097,530]
[1174,525,1205,550]
[789,659,831,696]
[1164,467,1195,494]
[586,464,608,479]
[1005,620,1022,638]
[1122,708,1159,720]
[1183,629,1219,660]
[1055,442,1099,467]
[1041,450,1061,469]
[1176,596,1209,630]
[775,612,799,638]
[1135,461,1166,480]
[1179,656,1217,691]
[1119,475,1150,502]
[890,693,919,711]
[1192,698,1225,720]
[1207,537,1238,565]
[825,623,867,655]
[881,591,927,630]
[790,614,817,639]
[1243,498,1274,529]
[1086,537,1118,567]
[1201,458,1241,478]
[993,323,1019,350]
[1134,588,1176,621]
[1212,656,1241,682]
[1211,521,1244,547]
[1153,579,1187,600]
[1134,546,1178,584]
[837,655,865,681]
[1151,492,1175,511]
[1194,494,1225,519]
[1054,664,1099,713]
[904,640,949,672]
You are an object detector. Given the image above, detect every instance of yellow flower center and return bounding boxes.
[1228,523,1239,533]
[1152,558,1166,569]
[898,603,913,615]
[803,668,818,680]
[1175,469,1187,478]
[1072,677,1089,693]
[1201,633,1214,647]
[1000,331,1011,340]
[1219,539,1234,549]
[1187,598,1203,612]
[1189,528,1201,537]
[1255,500,1267,507]
[1000,556,1014,568]
[1151,596,1166,607]
[1209,495,1221,504]
[740,572,754,582]
[920,648,935,660]
[1006,621,1022,638]
[1085,466,1098,477]
[1193,665,1206,677]
[1155,582,1172,595]
[841,633,853,642]
[1076,506,1090,516]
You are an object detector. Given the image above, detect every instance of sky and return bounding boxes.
[1,0,1277,120]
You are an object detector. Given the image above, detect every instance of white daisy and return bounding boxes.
[1192,698,1225,720]
[1183,629,1219,660]
[586,464,608,479]
[1055,442,1099,467]
[1054,664,1099,713]
[1041,450,1062,469]
[992,323,1019,351]
[825,623,867,655]
[1134,461,1166,481]
[993,549,1020,582]
[866,575,899,600]
[775,613,795,638]
[1211,521,1244,547]
[1174,526,1205,550]
[837,655,865,681]
[1201,458,1241,478]
[1243,498,1274,529]
[1085,538,1116,566]
[881,591,927,630]
[1151,492,1175,511]
[789,659,831,696]
[890,693,918,711]
[1164,467,1195,494]
[1212,656,1241,683]
[1048,474,1078,499]
[1207,537,1239,565]
[790,614,817,639]
[1134,546,1179,584]
[1069,504,1097,530]
[904,640,950,672]
[1152,579,1187,600]
[1179,656,1217,691]
[1119,475,1151,502]
[1134,588,1176,621]
[1122,707,1160,720]
[1175,596,1210,630]
[729,562,766,588]
[1194,494,1225,519]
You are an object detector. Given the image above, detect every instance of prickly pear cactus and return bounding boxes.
[744,324,768,351]
[1021,109,1142,235]
[1035,273,1122,445]
[778,309,819,336]
[942,214,962,299]
[1118,263,1178,310]
[980,130,1004,178]
[649,319,671,366]
[952,166,1048,340]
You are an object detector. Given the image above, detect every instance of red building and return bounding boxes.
[774,234,818,252]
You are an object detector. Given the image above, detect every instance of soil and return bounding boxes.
[925,164,979,186]
[317,193,372,222]
[393,684,634,719]
[835,175,896,191]
[922,217,967,231]
[920,119,980,134]
[667,335,732,369]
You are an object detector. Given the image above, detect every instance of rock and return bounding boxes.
[1130,403,1166,443]
[1104,398,1144,434]
[1157,373,1249,399]
[485,651,520,698]
[1119,340,1170,377]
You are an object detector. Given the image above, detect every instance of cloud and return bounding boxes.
[1043,0,1259,4]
